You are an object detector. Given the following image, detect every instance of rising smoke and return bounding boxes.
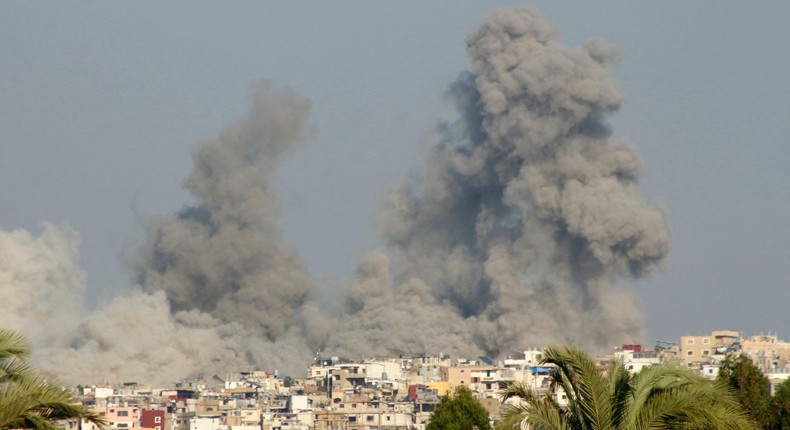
[2,7,670,384]
[135,81,323,345]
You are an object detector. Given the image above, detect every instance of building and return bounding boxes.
[141,410,165,430]
[680,330,739,367]
[740,333,790,372]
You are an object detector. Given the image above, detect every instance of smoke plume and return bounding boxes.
[364,7,671,356]
[1,7,670,384]
[135,81,320,344]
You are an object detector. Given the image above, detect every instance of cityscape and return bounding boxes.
[2,2,788,430]
[58,331,790,430]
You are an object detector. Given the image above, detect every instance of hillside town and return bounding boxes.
[57,330,790,430]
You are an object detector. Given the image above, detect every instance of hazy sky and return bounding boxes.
[2,2,789,346]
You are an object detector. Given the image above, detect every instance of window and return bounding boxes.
[117,424,128,429]
[686,339,694,345]
[367,416,375,422]
[687,351,693,356]
[703,350,709,356]
[117,411,129,417]
[154,417,161,424]
[703,338,710,344]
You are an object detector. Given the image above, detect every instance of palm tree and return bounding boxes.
[498,345,755,430]
[0,329,106,430]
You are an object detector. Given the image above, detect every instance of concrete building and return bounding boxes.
[189,416,221,430]
[741,334,790,372]
[614,348,660,374]
[440,365,495,388]
[141,410,165,430]
[680,330,739,367]
[92,405,141,430]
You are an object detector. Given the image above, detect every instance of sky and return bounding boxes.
[2,2,789,349]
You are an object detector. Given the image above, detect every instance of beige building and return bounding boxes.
[741,334,790,372]
[439,365,495,388]
[314,411,349,430]
[680,330,739,367]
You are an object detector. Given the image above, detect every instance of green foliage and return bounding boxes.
[715,354,790,430]
[771,377,790,429]
[427,385,491,430]
[0,329,106,430]
[717,354,776,429]
[498,345,755,430]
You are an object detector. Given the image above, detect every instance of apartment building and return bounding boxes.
[141,410,165,430]
[439,365,496,387]
[741,334,790,372]
[680,330,739,367]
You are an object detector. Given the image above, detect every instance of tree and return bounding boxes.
[427,385,492,430]
[0,329,106,430]
[498,345,755,430]
[717,354,777,429]
[771,377,790,429]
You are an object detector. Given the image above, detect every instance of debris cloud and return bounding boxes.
[135,81,317,343]
[355,6,671,356]
[1,7,670,384]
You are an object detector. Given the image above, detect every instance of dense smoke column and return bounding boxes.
[136,82,316,343]
[380,7,671,355]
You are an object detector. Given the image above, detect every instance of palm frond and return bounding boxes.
[498,386,568,430]
[542,345,612,430]
[625,363,756,430]
[0,329,31,362]
[605,355,631,429]
[0,329,106,430]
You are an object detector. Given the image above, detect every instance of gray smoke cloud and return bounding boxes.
[0,224,86,352]
[2,83,329,385]
[135,81,320,344]
[334,6,671,357]
[1,7,670,384]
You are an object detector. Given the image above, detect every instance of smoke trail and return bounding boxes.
[345,6,671,357]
